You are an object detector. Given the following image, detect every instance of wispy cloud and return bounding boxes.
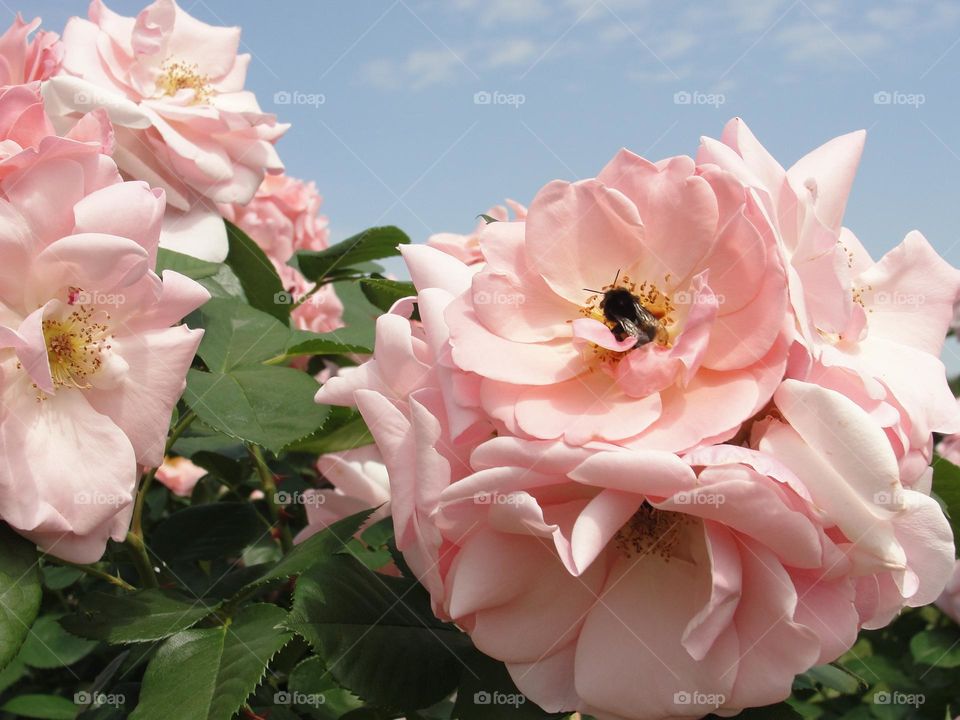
[361,48,465,90]
[368,0,960,91]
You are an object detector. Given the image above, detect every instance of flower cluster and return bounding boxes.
[0,1,309,562]
[318,120,960,719]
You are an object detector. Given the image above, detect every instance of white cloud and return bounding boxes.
[451,0,549,26]
[360,48,466,90]
[774,22,887,67]
[483,38,540,68]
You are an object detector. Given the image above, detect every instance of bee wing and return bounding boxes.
[632,300,662,336]
[614,315,646,342]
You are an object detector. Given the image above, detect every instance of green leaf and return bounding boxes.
[728,705,804,720]
[131,603,292,720]
[285,553,470,711]
[0,524,41,670]
[225,220,290,324]
[794,663,865,694]
[909,628,960,668]
[453,649,565,720]
[281,333,371,359]
[294,226,410,282]
[359,278,416,313]
[19,615,97,669]
[0,657,25,694]
[199,265,247,301]
[932,456,960,555]
[151,502,265,564]
[284,408,374,454]
[477,214,499,224]
[287,656,365,718]
[241,510,371,592]
[41,565,83,590]
[185,366,329,453]
[156,249,222,280]
[60,590,218,644]
[194,297,292,372]
[1,694,78,719]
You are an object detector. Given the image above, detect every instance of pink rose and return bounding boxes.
[155,455,207,497]
[44,0,289,261]
[935,560,960,624]
[221,173,331,263]
[293,446,390,544]
[0,14,63,85]
[427,199,526,266]
[403,148,791,451]
[0,132,208,563]
[0,83,113,179]
[699,119,960,471]
[352,378,949,718]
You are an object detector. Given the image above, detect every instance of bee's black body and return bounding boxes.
[600,287,660,346]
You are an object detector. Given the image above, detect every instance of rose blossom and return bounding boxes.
[293,446,390,544]
[313,119,960,720]
[401,147,791,451]
[155,455,207,497]
[0,14,63,85]
[43,0,288,262]
[342,371,951,719]
[427,199,526,266]
[699,119,960,480]
[221,173,343,334]
[0,83,113,179]
[0,130,207,563]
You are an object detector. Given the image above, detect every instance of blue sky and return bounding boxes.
[23,1,960,366]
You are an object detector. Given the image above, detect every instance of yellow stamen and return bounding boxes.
[158,59,212,104]
[41,306,111,390]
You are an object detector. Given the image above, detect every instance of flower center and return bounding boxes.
[615,502,690,560]
[158,59,212,104]
[580,274,675,360]
[42,306,112,390]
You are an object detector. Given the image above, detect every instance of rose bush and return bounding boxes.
[0,6,957,720]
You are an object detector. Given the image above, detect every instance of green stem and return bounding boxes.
[290,282,321,310]
[248,445,293,554]
[125,409,198,588]
[131,410,197,537]
[45,557,135,592]
[124,531,158,588]
[290,274,366,310]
